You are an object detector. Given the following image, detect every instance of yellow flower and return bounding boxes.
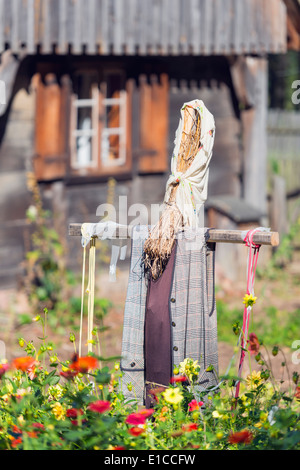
[178,358,200,382]
[243,294,257,308]
[162,387,183,405]
[51,402,66,421]
[212,410,222,418]
[246,370,263,389]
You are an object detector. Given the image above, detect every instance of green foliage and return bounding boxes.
[0,317,299,450]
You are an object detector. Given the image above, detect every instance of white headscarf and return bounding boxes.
[164,99,215,228]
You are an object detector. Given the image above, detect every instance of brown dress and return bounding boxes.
[144,245,176,408]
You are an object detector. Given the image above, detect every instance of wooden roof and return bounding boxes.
[0,0,287,57]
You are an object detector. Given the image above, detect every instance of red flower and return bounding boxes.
[125,409,154,426]
[88,400,110,413]
[0,362,9,378]
[11,425,22,436]
[188,399,204,411]
[148,386,165,402]
[11,437,22,448]
[11,356,36,372]
[228,429,254,445]
[247,333,260,356]
[170,376,187,383]
[125,412,146,426]
[137,409,154,419]
[27,431,38,438]
[182,423,198,432]
[69,355,98,373]
[66,408,84,419]
[128,426,144,437]
[32,422,45,432]
[60,369,78,380]
[112,446,126,450]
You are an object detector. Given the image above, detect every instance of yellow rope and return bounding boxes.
[87,238,96,354]
[79,244,86,357]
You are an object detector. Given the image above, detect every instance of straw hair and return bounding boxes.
[143,106,202,279]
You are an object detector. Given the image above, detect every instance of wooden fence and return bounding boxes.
[267,109,300,197]
[267,109,300,234]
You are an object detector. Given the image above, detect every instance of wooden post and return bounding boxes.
[68,223,279,247]
[241,57,268,214]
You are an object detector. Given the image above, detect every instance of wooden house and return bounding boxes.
[0,0,296,286]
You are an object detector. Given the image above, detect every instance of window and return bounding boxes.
[70,71,130,176]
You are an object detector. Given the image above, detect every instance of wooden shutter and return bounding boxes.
[139,73,169,174]
[33,73,70,181]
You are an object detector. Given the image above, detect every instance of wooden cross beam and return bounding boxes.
[68,223,280,246]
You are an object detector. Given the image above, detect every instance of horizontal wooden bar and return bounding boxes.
[68,223,279,247]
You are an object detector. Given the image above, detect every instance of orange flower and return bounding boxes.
[11,437,22,448]
[158,406,169,422]
[247,333,260,356]
[69,355,98,373]
[27,431,38,438]
[11,356,36,372]
[295,386,300,401]
[182,423,198,432]
[128,426,144,437]
[228,429,254,445]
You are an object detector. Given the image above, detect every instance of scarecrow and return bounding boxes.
[120,99,218,406]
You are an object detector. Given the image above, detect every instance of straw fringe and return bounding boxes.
[143,107,201,279]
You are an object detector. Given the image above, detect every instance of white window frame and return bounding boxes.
[70,78,128,171]
[101,91,127,167]
[70,86,99,170]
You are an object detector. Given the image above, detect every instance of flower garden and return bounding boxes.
[0,308,299,451]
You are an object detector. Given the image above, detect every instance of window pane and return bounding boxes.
[77,107,92,132]
[101,131,121,165]
[76,134,92,167]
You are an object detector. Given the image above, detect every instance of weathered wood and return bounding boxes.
[68,222,280,246]
[0,0,288,56]
[138,74,169,174]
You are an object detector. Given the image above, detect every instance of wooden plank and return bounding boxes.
[27,0,35,54]
[58,0,68,54]
[68,222,280,246]
[152,0,161,55]
[190,0,201,55]
[113,0,123,55]
[100,0,109,54]
[203,0,214,55]
[231,0,242,55]
[41,0,51,53]
[124,0,136,55]
[73,0,82,54]
[87,0,97,54]
[139,73,169,173]
[242,57,268,212]
[11,0,19,52]
[177,0,186,55]
[0,0,4,53]
[160,0,169,55]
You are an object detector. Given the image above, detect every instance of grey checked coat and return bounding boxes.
[120,226,219,404]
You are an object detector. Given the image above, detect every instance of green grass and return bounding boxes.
[217,299,300,348]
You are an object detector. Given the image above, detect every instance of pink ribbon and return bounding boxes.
[235,229,261,399]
